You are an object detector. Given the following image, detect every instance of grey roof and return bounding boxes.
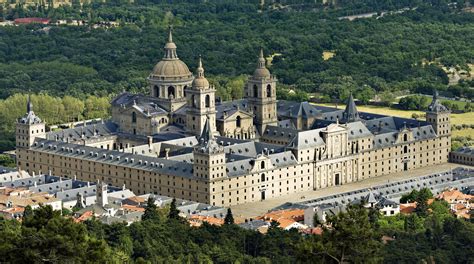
[411,125,436,140]
[18,96,43,124]
[427,91,449,112]
[262,125,298,143]
[277,119,296,129]
[226,158,253,177]
[195,117,223,155]
[0,166,15,174]
[297,167,473,208]
[365,191,377,204]
[346,121,373,139]
[46,121,118,142]
[319,109,345,123]
[111,92,168,116]
[373,132,397,148]
[239,219,269,230]
[269,151,297,167]
[223,141,285,157]
[277,101,321,118]
[215,99,253,120]
[342,93,360,123]
[288,128,325,149]
[31,138,194,178]
[99,211,144,224]
[453,146,474,156]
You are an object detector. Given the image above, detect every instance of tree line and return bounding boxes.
[0,191,472,263]
[0,93,110,151]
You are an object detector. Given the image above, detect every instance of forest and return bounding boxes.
[0,0,473,152]
[0,0,472,100]
[0,190,473,263]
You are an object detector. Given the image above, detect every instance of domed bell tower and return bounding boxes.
[246,49,278,134]
[186,57,217,136]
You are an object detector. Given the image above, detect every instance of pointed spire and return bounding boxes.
[258,48,266,69]
[197,56,204,78]
[27,94,32,113]
[168,25,173,43]
[343,93,360,123]
[163,25,178,59]
[253,49,271,78]
[200,115,213,144]
[427,89,448,113]
[192,56,209,89]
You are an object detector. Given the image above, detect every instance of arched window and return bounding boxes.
[154,86,159,97]
[261,161,265,169]
[261,173,265,182]
[403,134,408,142]
[168,86,175,99]
[404,146,408,154]
[192,95,196,108]
[205,95,211,108]
[266,84,272,97]
[132,112,137,123]
[253,85,258,98]
[183,86,187,97]
[236,116,241,128]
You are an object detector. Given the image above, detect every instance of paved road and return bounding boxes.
[230,163,472,219]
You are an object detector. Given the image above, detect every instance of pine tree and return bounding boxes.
[168,198,180,220]
[142,196,160,222]
[224,208,234,225]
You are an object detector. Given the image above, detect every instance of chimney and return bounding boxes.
[147,136,153,146]
[165,148,170,159]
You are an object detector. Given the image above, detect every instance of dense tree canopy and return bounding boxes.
[0,0,472,101]
[1,200,473,263]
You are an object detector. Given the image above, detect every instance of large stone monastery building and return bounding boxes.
[16,30,451,206]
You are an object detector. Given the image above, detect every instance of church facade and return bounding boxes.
[15,29,451,207]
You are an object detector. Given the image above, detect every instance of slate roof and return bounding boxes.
[452,146,474,156]
[18,96,42,125]
[111,92,168,116]
[262,125,298,143]
[277,101,321,118]
[215,99,252,120]
[239,219,269,230]
[31,138,194,178]
[427,91,449,112]
[287,128,325,149]
[277,119,296,129]
[46,121,119,142]
[342,93,360,123]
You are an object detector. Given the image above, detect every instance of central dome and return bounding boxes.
[151,59,192,78]
[149,27,192,80]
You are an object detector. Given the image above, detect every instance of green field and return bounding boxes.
[452,128,474,138]
[313,102,474,127]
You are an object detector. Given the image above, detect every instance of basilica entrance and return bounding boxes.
[261,190,266,201]
[335,173,340,186]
